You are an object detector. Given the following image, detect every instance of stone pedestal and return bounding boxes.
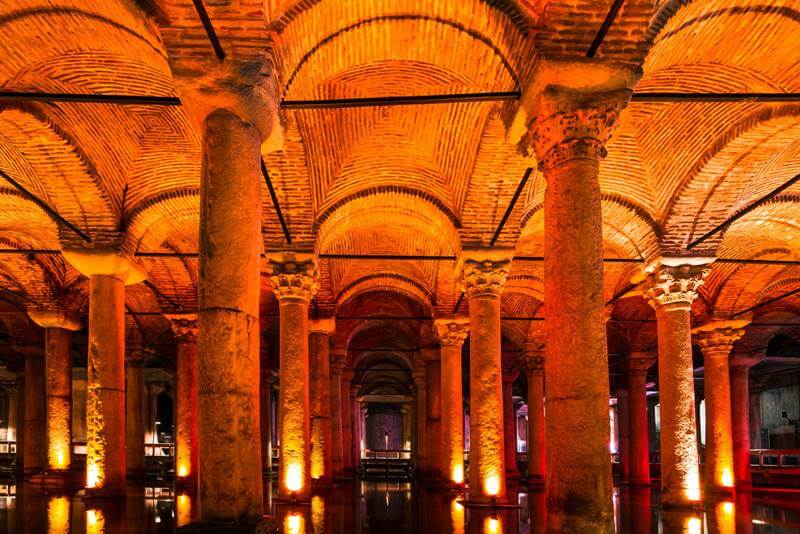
[644,261,709,508]
[696,324,745,494]
[460,250,511,502]
[269,253,318,501]
[627,354,655,487]
[309,317,335,485]
[730,351,764,489]
[434,318,469,486]
[170,316,199,492]
[524,347,545,486]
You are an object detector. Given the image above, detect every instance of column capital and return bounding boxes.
[642,259,713,310]
[457,248,513,299]
[502,367,521,383]
[166,314,199,344]
[27,308,82,331]
[524,354,545,375]
[694,322,747,357]
[268,252,319,302]
[62,249,147,286]
[530,87,631,172]
[626,352,656,374]
[434,317,469,347]
[309,317,335,335]
[125,347,155,368]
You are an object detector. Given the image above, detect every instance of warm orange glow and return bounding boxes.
[684,468,701,501]
[450,499,465,534]
[484,474,500,496]
[686,516,702,534]
[284,513,305,534]
[452,464,464,484]
[47,496,70,534]
[86,509,105,534]
[715,501,735,534]
[286,463,304,492]
[483,516,502,534]
[177,463,189,478]
[720,467,734,487]
[86,461,101,489]
[177,494,193,527]
[311,496,325,532]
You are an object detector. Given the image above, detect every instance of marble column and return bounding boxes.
[424,354,442,479]
[413,362,428,475]
[260,368,275,477]
[269,253,318,501]
[14,373,24,469]
[627,353,655,487]
[434,318,469,486]
[170,315,199,491]
[459,250,511,502]
[62,250,147,497]
[309,317,335,485]
[27,311,81,475]
[730,351,764,489]
[22,347,45,476]
[125,347,148,479]
[696,325,745,494]
[341,368,354,473]
[644,261,709,508]
[616,387,630,483]
[329,351,345,477]
[503,369,520,478]
[532,87,632,531]
[524,344,545,486]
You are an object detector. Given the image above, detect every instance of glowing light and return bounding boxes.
[484,475,500,496]
[484,516,502,534]
[284,513,305,534]
[177,463,189,478]
[452,464,464,484]
[450,499,464,534]
[47,496,70,534]
[286,464,303,492]
[86,509,105,534]
[684,470,701,501]
[177,493,193,527]
[720,468,734,487]
[311,496,325,533]
[715,501,735,534]
[86,462,101,489]
[722,501,733,515]
[686,516,702,534]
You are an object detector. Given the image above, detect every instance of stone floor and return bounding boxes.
[0,478,798,532]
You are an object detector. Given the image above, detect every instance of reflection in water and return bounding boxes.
[176,493,194,527]
[450,498,465,534]
[47,496,70,534]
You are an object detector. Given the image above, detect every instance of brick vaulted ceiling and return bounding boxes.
[0,0,799,365]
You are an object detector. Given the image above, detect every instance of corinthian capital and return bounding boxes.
[458,249,512,299]
[643,259,711,310]
[434,318,469,347]
[166,314,198,344]
[694,322,747,358]
[531,88,631,172]
[268,252,319,302]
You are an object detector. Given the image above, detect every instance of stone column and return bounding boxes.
[696,324,745,494]
[146,381,168,444]
[22,347,45,476]
[352,389,363,465]
[14,373,24,469]
[194,104,266,523]
[434,318,469,486]
[627,353,655,487]
[524,345,545,486]
[329,351,345,477]
[616,387,630,484]
[62,250,147,498]
[309,317,335,485]
[260,369,276,477]
[27,311,81,475]
[531,87,632,531]
[502,369,519,478]
[730,351,764,489]
[412,362,428,474]
[341,368,354,473]
[125,348,148,479]
[269,253,318,501]
[459,250,511,502]
[424,353,442,479]
[170,315,199,491]
[644,261,709,507]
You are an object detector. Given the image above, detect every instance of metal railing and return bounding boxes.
[751,449,800,468]
[363,449,412,460]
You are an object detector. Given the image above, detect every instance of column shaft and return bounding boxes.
[23,352,45,475]
[198,109,263,522]
[414,367,428,473]
[503,374,518,476]
[309,329,332,483]
[329,366,343,476]
[45,328,72,472]
[731,365,752,488]
[425,358,442,478]
[176,337,199,489]
[341,371,353,473]
[526,362,545,482]
[260,370,273,476]
[628,367,651,486]
[617,388,630,483]
[125,357,146,477]
[440,341,465,485]
[86,274,126,496]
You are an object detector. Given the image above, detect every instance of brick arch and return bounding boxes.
[0,189,60,249]
[122,188,199,254]
[336,274,434,310]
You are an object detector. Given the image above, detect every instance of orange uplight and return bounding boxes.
[286,464,303,492]
[48,496,70,534]
[177,463,189,478]
[720,467,734,487]
[686,516,702,534]
[86,462,101,489]
[177,493,193,527]
[484,474,500,496]
[484,516,502,534]
[684,469,701,501]
[86,509,105,534]
[452,464,464,484]
[450,499,465,534]
[284,513,305,534]
[311,495,325,532]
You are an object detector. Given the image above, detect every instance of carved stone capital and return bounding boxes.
[268,253,319,302]
[167,314,198,344]
[309,317,335,335]
[627,352,656,375]
[695,326,745,358]
[459,254,511,299]
[126,347,156,368]
[643,261,710,310]
[525,354,545,375]
[434,318,469,347]
[27,308,82,331]
[530,88,630,172]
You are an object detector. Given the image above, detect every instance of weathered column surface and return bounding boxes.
[170,315,199,491]
[309,317,335,485]
[270,253,318,501]
[525,344,545,485]
[460,250,511,502]
[531,84,632,531]
[413,363,428,474]
[125,347,148,479]
[197,108,264,523]
[434,318,469,486]
[64,250,146,497]
[644,261,709,508]
[617,387,630,484]
[627,353,655,487]
[21,346,45,475]
[329,350,346,477]
[730,351,764,489]
[27,311,81,475]
[424,353,442,479]
[696,324,745,494]
[341,368,354,473]
[503,369,520,478]
[260,368,275,477]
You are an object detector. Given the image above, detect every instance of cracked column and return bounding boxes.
[434,318,469,486]
[28,310,81,476]
[524,343,545,486]
[529,83,632,531]
[269,253,318,501]
[459,249,511,502]
[63,250,146,497]
[503,368,520,479]
[309,317,335,485]
[627,353,655,487]
[730,351,764,489]
[696,323,746,494]
[125,347,149,479]
[644,260,710,508]
[169,315,199,492]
